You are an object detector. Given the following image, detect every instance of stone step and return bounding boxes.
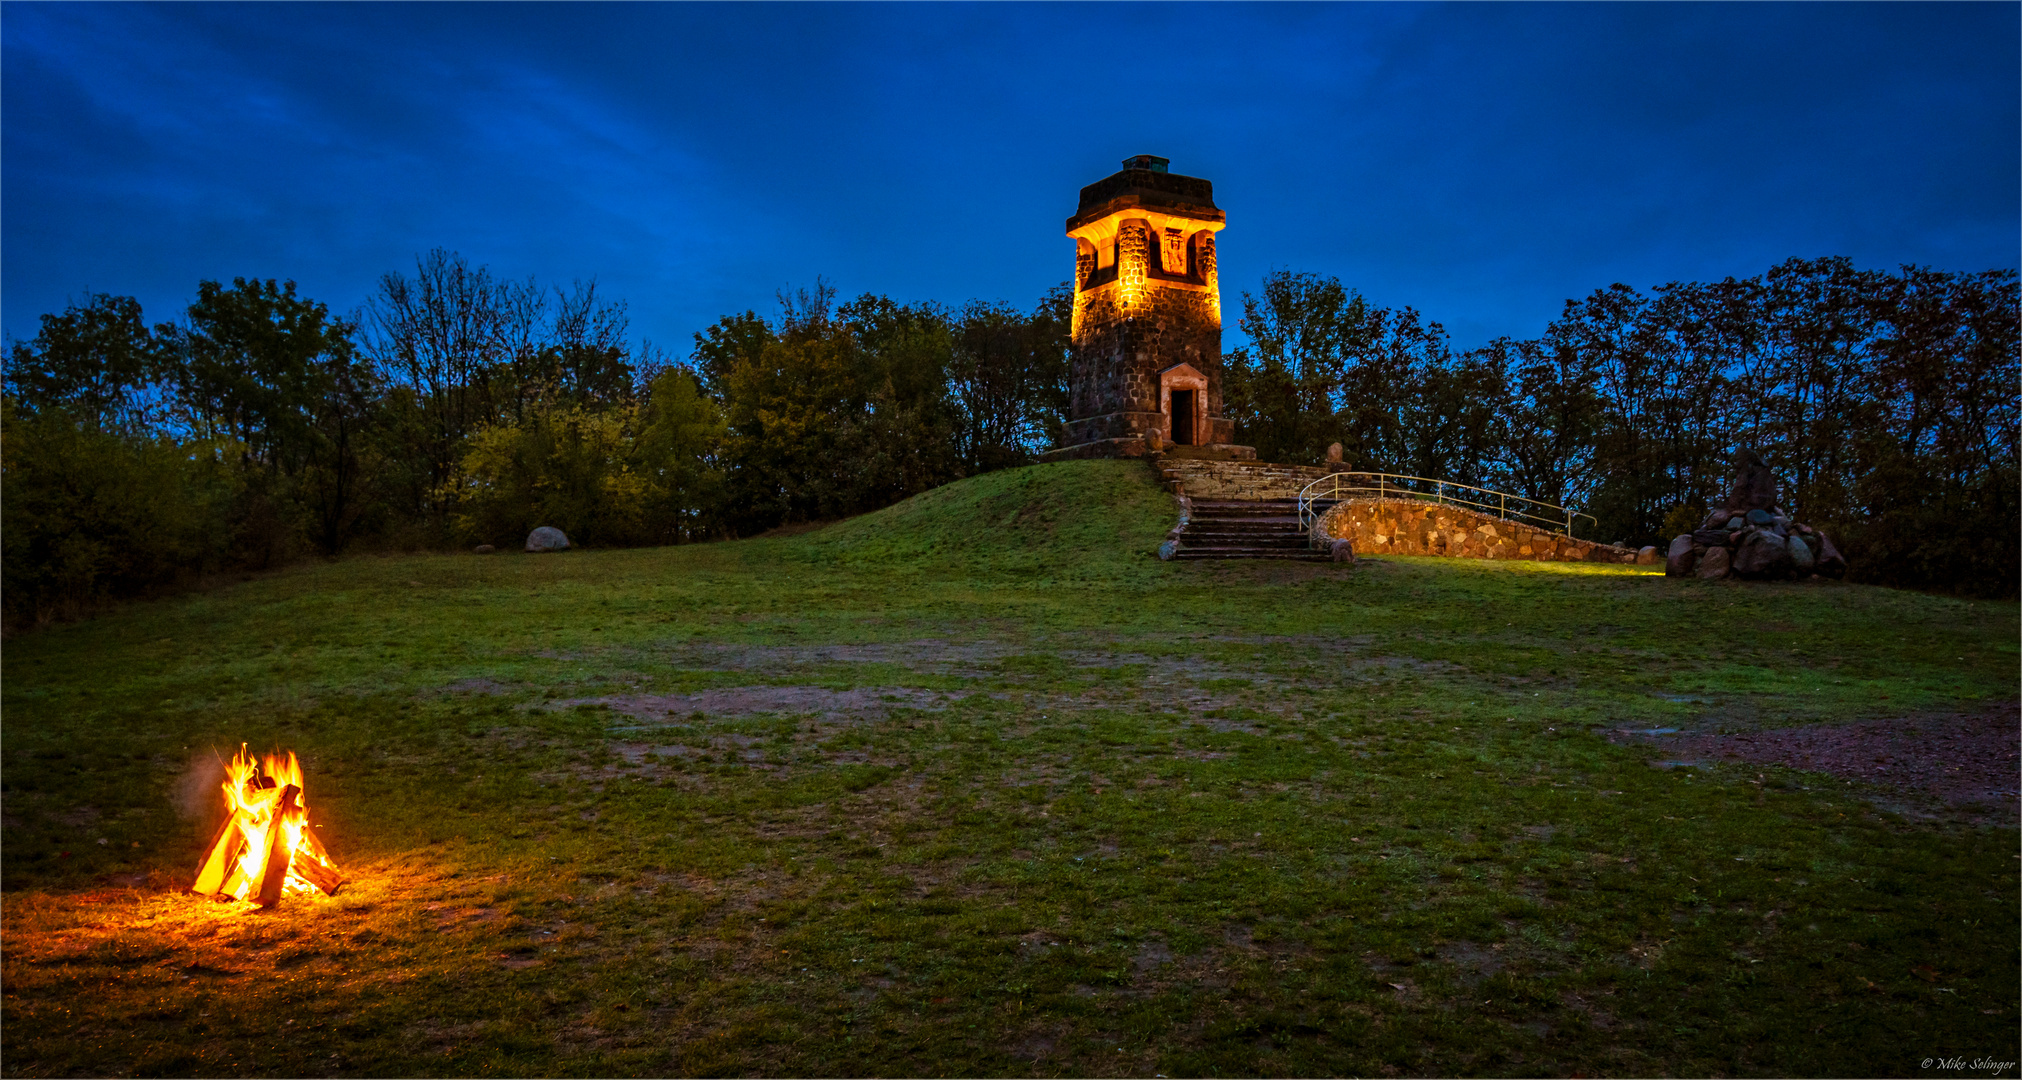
[1187,508,1306,520]
[1174,548,1331,561]
[1180,546,1318,554]
[1187,514,1302,521]
[1170,490,1334,559]
[1181,527,1308,539]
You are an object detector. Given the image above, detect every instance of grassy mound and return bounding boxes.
[786,459,1174,576]
[1,459,2015,1078]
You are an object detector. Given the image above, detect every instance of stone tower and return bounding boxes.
[1046,155,1251,460]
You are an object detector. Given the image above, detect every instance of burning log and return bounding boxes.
[190,746,343,907]
[253,785,300,908]
[192,809,240,897]
[293,853,343,897]
[292,849,345,897]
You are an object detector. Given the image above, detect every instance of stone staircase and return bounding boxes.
[1172,498,1335,561]
[1152,457,1334,500]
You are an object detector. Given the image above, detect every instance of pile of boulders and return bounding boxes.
[1665,448,1846,581]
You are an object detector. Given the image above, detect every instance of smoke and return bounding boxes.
[174,750,227,837]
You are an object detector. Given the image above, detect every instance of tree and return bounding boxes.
[691,310,774,401]
[1849,265,2019,594]
[1399,337,1507,491]
[448,403,650,548]
[1,399,238,625]
[157,278,363,562]
[1755,257,1883,520]
[700,282,971,534]
[833,292,963,509]
[1636,277,1756,523]
[1224,271,1380,464]
[718,331,856,531]
[4,293,162,428]
[360,248,509,483]
[1483,334,1603,513]
[162,278,348,466]
[636,367,727,543]
[948,283,1070,473]
[359,249,636,514]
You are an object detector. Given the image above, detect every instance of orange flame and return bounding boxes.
[192,744,342,905]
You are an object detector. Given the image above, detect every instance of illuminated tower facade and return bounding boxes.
[1047,155,1249,459]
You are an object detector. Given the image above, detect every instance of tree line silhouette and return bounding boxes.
[1224,258,2015,595]
[3,249,2012,625]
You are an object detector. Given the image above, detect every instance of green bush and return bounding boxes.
[448,404,651,548]
[446,370,726,549]
[1,401,238,626]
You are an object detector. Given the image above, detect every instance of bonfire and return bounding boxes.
[192,745,344,907]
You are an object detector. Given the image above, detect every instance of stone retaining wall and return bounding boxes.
[1314,498,1649,565]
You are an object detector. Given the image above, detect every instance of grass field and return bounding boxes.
[3,459,2016,1078]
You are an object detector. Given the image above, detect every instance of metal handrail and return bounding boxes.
[1296,471,1597,539]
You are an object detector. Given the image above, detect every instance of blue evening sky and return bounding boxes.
[4,2,2016,355]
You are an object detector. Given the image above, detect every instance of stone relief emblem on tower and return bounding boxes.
[1160,228,1188,275]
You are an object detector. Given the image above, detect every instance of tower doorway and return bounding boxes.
[1158,363,1208,449]
[1169,389,1196,446]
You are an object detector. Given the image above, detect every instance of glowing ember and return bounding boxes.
[192,745,343,906]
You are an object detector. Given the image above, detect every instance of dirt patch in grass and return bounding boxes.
[656,640,1018,677]
[443,677,515,695]
[653,637,1435,682]
[1617,701,2020,823]
[565,685,960,723]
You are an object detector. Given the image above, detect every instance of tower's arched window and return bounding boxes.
[1080,234,1119,290]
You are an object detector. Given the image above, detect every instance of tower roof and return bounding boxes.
[1068,159,1223,232]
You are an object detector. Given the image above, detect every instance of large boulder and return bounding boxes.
[1723,446,1779,513]
[525,526,571,553]
[1731,529,1792,578]
[1812,530,1847,578]
[1636,544,1660,565]
[1787,535,1815,572]
[1664,534,1697,577]
[1696,545,1731,580]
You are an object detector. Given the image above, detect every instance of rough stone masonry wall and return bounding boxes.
[1314,498,1644,564]
[1066,287,1227,445]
